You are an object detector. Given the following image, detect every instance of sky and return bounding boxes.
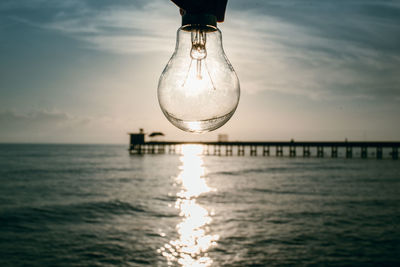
[1,0,399,143]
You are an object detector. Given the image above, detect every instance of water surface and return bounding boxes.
[0,144,399,266]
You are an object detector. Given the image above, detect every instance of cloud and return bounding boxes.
[0,0,177,54]
[1,0,399,101]
[0,109,128,143]
[221,1,400,99]
[46,2,180,53]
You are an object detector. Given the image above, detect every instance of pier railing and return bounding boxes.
[129,141,399,160]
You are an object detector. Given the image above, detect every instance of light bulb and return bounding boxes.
[158,14,240,133]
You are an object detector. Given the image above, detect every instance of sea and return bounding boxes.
[0,144,399,266]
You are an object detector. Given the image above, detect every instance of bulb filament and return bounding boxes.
[182,29,216,90]
[196,59,202,79]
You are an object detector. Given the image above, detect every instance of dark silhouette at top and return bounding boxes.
[171,0,228,22]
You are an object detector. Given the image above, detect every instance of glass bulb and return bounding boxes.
[158,24,240,133]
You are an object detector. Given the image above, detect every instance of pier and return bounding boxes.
[129,132,399,160]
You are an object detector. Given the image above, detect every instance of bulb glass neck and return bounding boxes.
[182,13,217,28]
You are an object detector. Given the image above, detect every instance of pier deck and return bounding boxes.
[129,141,400,159]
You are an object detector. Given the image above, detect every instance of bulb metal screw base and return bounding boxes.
[182,13,217,27]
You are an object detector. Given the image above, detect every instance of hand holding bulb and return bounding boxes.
[158,0,240,133]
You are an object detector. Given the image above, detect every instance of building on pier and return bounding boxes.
[128,129,145,154]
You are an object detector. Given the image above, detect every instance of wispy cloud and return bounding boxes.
[2,0,399,99]
[222,2,400,99]
[0,109,128,143]
[0,0,177,54]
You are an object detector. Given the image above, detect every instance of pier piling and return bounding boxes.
[317,146,324,157]
[346,146,353,158]
[361,147,367,159]
[289,146,296,157]
[276,146,283,157]
[303,146,310,157]
[238,145,245,156]
[331,146,338,158]
[263,146,270,156]
[392,147,398,160]
[250,145,257,156]
[214,145,221,156]
[376,147,382,159]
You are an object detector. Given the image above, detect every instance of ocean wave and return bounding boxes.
[211,167,291,177]
[3,166,136,178]
[250,188,319,196]
[0,200,146,228]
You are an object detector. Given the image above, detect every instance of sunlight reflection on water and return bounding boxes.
[160,145,219,266]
